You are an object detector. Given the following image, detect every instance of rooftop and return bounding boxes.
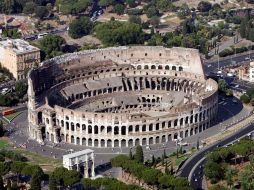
[0,38,39,54]
[63,149,94,160]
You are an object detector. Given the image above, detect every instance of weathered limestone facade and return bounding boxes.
[27,46,218,148]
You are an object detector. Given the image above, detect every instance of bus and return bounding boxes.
[2,108,15,116]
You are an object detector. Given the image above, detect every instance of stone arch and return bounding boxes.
[101,139,105,147]
[168,134,172,141]
[128,139,133,147]
[144,65,149,69]
[107,126,112,134]
[107,139,112,147]
[142,138,147,145]
[114,139,119,147]
[142,125,146,132]
[151,65,156,69]
[71,135,74,143]
[172,66,176,70]
[82,138,86,145]
[155,136,160,143]
[135,138,140,146]
[94,125,98,134]
[66,134,69,142]
[88,125,92,134]
[121,139,126,147]
[114,126,119,135]
[76,137,80,145]
[174,133,178,140]
[149,124,153,131]
[179,66,183,71]
[128,125,133,133]
[94,139,99,147]
[162,135,166,143]
[121,126,126,135]
[185,130,189,137]
[149,137,153,144]
[165,65,170,70]
[137,65,142,69]
[88,138,92,146]
[135,125,139,132]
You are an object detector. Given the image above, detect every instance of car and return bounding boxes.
[245,57,250,60]
[194,178,198,182]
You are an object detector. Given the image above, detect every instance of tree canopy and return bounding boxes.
[68,17,93,39]
[95,20,144,46]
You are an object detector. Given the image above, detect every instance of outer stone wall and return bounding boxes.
[27,46,218,148]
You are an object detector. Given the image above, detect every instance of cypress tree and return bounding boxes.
[240,20,246,38]
[129,149,133,160]
[152,155,155,166]
[30,173,41,190]
[134,145,144,163]
[0,176,4,189]
[165,162,170,174]
[49,176,57,190]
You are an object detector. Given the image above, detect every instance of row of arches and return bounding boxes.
[136,64,183,72]
[51,122,211,147]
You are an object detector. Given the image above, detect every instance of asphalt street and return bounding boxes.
[178,123,254,190]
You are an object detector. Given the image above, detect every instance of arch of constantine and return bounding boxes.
[27,46,218,148]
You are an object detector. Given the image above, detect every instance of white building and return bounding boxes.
[63,149,95,178]
[249,62,254,82]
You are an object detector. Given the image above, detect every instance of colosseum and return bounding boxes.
[27,46,218,148]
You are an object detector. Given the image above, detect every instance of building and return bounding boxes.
[63,149,95,178]
[27,46,218,148]
[249,62,254,82]
[0,39,40,80]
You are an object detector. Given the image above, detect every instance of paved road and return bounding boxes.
[178,123,254,190]
[204,52,254,74]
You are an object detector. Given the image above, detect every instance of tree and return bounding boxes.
[23,2,37,14]
[22,165,44,181]
[95,20,144,46]
[142,169,161,185]
[149,16,160,28]
[197,1,212,12]
[49,175,57,190]
[114,4,124,15]
[126,0,136,8]
[35,6,48,19]
[240,94,250,104]
[240,20,247,38]
[128,15,141,25]
[135,145,144,163]
[129,149,133,160]
[218,79,228,92]
[146,6,159,18]
[15,81,27,98]
[68,17,93,39]
[0,176,4,190]
[0,121,4,137]
[11,161,27,175]
[204,160,224,180]
[225,167,236,188]
[165,162,170,174]
[38,34,65,60]
[30,173,41,190]
[99,0,114,7]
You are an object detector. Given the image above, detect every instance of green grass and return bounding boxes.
[0,139,10,149]
[175,155,188,166]
[15,149,62,172]
[4,112,21,121]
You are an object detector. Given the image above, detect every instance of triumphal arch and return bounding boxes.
[63,149,95,178]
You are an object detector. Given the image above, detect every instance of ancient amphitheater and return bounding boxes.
[27,46,218,148]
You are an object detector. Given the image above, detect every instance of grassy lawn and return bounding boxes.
[15,149,62,173]
[4,112,22,121]
[0,118,8,125]
[0,139,10,149]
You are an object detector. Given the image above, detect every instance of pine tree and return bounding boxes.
[165,162,170,174]
[196,138,200,150]
[240,20,246,38]
[152,155,155,166]
[129,149,133,160]
[6,179,11,190]
[170,163,174,175]
[163,149,166,159]
[162,155,165,166]
[30,173,41,190]
[134,145,144,163]
[49,176,57,190]
[0,176,4,189]
[176,148,179,158]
